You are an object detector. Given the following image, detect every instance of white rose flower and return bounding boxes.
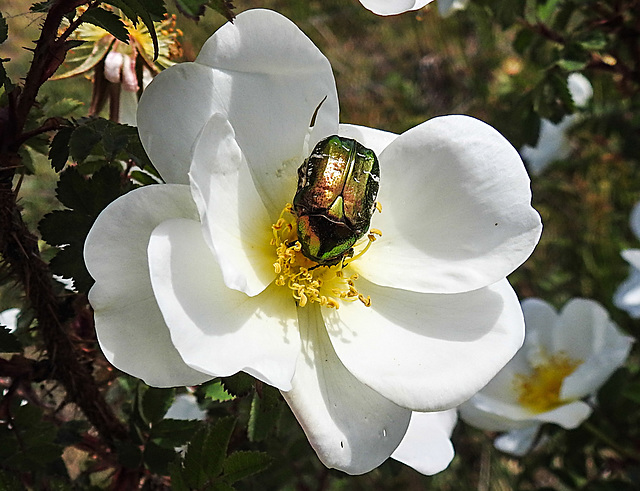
[84,9,541,474]
[460,298,633,456]
[521,73,593,175]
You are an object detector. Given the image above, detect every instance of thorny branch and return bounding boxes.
[0,0,127,449]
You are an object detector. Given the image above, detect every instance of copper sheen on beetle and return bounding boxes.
[293,135,380,264]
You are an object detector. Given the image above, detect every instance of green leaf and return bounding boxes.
[144,441,178,475]
[179,418,236,487]
[204,381,236,402]
[0,326,22,353]
[220,372,254,397]
[52,37,113,80]
[39,166,130,292]
[207,0,236,22]
[140,386,176,426]
[150,419,201,448]
[248,385,282,442]
[173,0,208,20]
[30,1,53,13]
[201,417,236,479]
[174,0,235,22]
[114,0,166,60]
[556,58,588,71]
[81,7,130,44]
[68,121,106,163]
[169,460,190,491]
[49,127,74,172]
[222,451,271,485]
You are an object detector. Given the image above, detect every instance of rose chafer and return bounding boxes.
[293,135,380,264]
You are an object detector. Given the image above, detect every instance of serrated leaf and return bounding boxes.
[169,460,190,491]
[69,121,105,163]
[140,386,176,426]
[30,1,52,13]
[0,327,22,353]
[204,381,236,402]
[52,37,113,80]
[114,0,165,60]
[220,372,254,397]
[208,0,235,22]
[81,7,130,44]
[39,166,129,292]
[144,440,178,475]
[201,417,235,479]
[150,419,201,448]
[173,0,208,20]
[248,385,282,442]
[49,127,74,171]
[222,451,271,485]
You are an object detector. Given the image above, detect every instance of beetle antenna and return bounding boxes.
[309,95,328,128]
[303,95,328,157]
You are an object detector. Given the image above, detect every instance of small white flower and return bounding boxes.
[521,73,593,175]
[359,0,434,16]
[614,201,640,317]
[437,0,470,17]
[460,298,633,456]
[165,393,207,421]
[0,308,20,333]
[84,9,541,474]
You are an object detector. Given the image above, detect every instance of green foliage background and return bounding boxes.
[1,0,640,489]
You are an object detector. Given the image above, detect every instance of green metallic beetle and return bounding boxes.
[293,135,380,265]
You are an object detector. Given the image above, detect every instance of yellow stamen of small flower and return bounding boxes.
[513,349,582,413]
[271,204,378,309]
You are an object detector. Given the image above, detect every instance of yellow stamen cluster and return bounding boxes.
[270,204,378,309]
[513,349,582,413]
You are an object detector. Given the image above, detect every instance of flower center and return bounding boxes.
[270,203,380,309]
[513,349,582,413]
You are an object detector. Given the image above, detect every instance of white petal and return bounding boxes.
[104,50,123,83]
[438,0,470,17]
[630,201,640,239]
[391,409,457,475]
[536,401,592,429]
[324,278,525,411]
[352,115,542,294]
[0,308,20,333]
[521,117,574,175]
[190,113,275,296]
[137,62,218,184]
[459,396,534,432]
[614,261,640,318]
[520,298,559,364]
[338,123,398,156]
[84,185,211,387]
[567,73,593,108]
[560,303,633,400]
[493,426,541,457]
[461,393,592,432]
[281,304,411,475]
[195,9,339,216]
[553,299,614,362]
[622,248,640,269]
[165,394,207,421]
[359,0,434,16]
[147,218,299,391]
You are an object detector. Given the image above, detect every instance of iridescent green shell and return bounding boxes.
[293,135,380,264]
